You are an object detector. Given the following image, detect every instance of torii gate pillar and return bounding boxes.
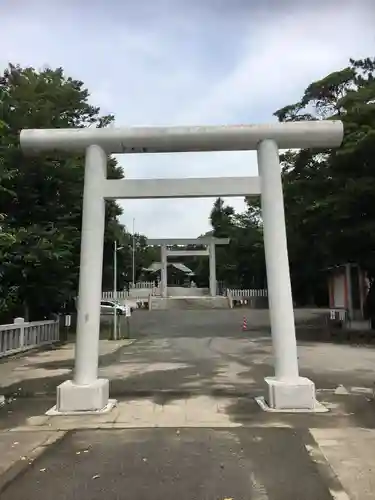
[209,240,217,296]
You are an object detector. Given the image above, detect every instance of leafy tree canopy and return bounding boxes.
[194,57,375,305]
[0,64,154,321]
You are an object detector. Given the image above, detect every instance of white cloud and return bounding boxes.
[1,0,374,238]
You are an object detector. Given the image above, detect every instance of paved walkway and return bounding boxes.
[1,428,340,500]
[0,309,374,499]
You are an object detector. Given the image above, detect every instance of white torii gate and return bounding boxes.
[147,237,230,297]
[20,120,343,414]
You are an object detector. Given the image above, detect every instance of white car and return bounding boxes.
[100,300,137,315]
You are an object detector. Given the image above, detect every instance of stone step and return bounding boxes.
[167,287,210,297]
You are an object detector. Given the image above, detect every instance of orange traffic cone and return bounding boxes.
[242,316,247,331]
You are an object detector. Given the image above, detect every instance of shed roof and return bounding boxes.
[143,262,194,275]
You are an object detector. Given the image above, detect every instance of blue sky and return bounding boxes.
[1,0,374,237]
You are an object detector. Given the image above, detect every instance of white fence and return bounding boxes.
[102,290,131,300]
[226,288,268,308]
[227,288,268,298]
[102,288,160,302]
[129,281,155,289]
[0,318,60,358]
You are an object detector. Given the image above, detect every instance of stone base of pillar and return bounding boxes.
[46,379,116,415]
[256,376,327,412]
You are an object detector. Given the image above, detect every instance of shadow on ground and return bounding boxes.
[1,308,375,430]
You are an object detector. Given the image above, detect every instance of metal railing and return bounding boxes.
[0,318,60,358]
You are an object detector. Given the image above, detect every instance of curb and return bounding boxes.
[305,432,351,500]
[0,431,67,494]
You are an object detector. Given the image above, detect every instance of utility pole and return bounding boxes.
[113,241,123,340]
[113,240,118,340]
[132,217,136,287]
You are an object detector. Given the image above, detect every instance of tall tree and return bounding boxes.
[206,197,265,288]
[0,64,127,320]
[274,57,375,303]
[202,57,375,304]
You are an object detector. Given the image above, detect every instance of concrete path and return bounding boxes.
[0,428,338,500]
[0,309,374,499]
[0,339,133,399]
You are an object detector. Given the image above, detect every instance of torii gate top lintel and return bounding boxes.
[147,237,230,246]
[20,121,343,154]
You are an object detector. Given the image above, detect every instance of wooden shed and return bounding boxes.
[327,263,369,321]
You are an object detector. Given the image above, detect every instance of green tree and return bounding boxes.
[274,57,375,303]
[231,208,266,289]
[0,64,128,320]
[206,197,265,288]
[203,57,375,304]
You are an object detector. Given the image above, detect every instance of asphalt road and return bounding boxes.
[0,308,369,499]
[1,428,335,500]
[107,308,375,397]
